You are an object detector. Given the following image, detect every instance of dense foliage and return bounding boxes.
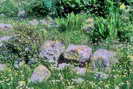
[0,0,132,17]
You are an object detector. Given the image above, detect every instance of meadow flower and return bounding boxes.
[18,81,26,87]
[120,3,126,10]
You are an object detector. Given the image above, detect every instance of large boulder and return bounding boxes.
[30,65,51,83]
[0,23,13,31]
[40,40,65,63]
[91,49,118,71]
[63,44,92,63]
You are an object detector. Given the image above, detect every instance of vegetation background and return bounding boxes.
[0,0,133,89]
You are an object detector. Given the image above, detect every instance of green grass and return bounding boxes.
[0,2,133,88]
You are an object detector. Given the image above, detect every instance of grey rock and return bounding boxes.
[0,36,11,41]
[40,40,65,63]
[14,59,25,69]
[0,36,12,47]
[17,10,26,18]
[72,77,85,84]
[28,58,37,65]
[0,23,13,30]
[40,17,59,28]
[0,13,5,17]
[91,49,118,71]
[94,72,109,80]
[28,19,39,26]
[30,65,51,83]
[0,64,7,71]
[63,44,92,63]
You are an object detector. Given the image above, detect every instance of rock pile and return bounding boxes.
[40,40,118,72]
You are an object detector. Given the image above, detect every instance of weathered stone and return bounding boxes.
[0,64,7,71]
[40,40,65,63]
[0,23,13,30]
[91,49,118,71]
[63,44,92,63]
[30,65,51,83]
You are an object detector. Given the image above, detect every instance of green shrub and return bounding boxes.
[0,0,122,17]
[56,13,87,32]
[0,25,45,64]
[0,0,18,16]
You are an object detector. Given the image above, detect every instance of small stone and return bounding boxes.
[0,64,7,71]
[72,77,85,84]
[14,59,25,69]
[28,19,39,26]
[40,17,59,28]
[40,40,65,64]
[0,36,11,41]
[0,36,12,47]
[0,13,5,17]
[30,65,51,83]
[94,72,109,80]
[0,23,13,30]
[73,67,86,75]
[27,58,37,65]
[91,49,118,71]
[17,10,26,18]
[63,44,92,63]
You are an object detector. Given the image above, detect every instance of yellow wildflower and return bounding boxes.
[120,3,126,9]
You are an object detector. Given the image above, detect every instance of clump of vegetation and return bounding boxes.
[0,0,133,89]
[0,24,45,64]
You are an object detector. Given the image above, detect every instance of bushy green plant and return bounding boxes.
[0,0,123,17]
[56,13,87,32]
[87,12,122,43]
[0,0,18,16]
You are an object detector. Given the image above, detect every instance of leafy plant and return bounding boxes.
[56,13,87,32]
[0,0,18,16]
